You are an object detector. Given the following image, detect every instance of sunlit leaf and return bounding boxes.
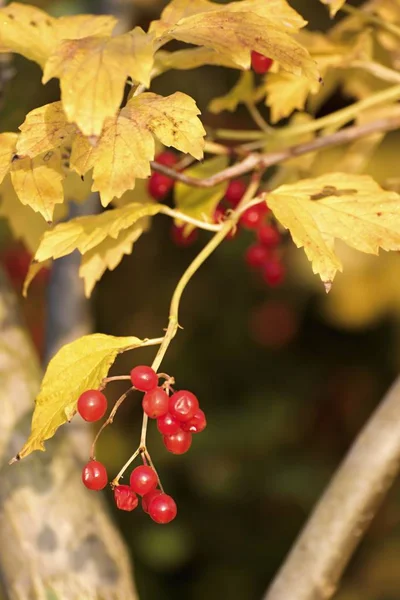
[0,132,18,185]
[16,334,145,459]
[264,72,320,123]
[208,71,255,114]
[155,47,239,73]
[320,0,347,18]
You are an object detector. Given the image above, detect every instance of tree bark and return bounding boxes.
[264,375,400,600]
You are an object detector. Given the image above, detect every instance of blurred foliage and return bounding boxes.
[1,0,400,599]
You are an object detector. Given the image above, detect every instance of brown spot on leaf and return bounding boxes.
[7,14,15,20]
[311,186,358,200]
[29,20,37,27]
[377,212,382,216]
[11,154,19,162]
[43,151,53,162]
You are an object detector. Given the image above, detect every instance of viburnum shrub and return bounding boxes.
[5,0,400,532]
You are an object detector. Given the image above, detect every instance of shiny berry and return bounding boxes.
[142,489,163,514]
[163,430,192,454]
[171,225,198,247]
[169,390,199,422]
[245,244,270,269]
[251,51,273,74]
[155,151,178,167]
[130,365,158,392]
[157,413,182,435]
[148,172,174,200]
[181,409,207,434]
[130,465,158,496]
[77,389,107,422]
[263,259,285,286]
[225,179,246,206]
[240,203,268,230]
[143,387,169,419]
[257,224,281,248]
[149,493,177,524]
[114,485,139,511]
[82,460,108,491]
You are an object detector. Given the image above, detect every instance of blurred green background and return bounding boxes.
[2,1,400,599]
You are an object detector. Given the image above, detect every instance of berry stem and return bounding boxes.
[112,448,141,486]
[101,375,131,387]
[245,101,273,133]
[143,449,165,494]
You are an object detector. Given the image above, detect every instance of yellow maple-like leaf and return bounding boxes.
[54,13,117,40]
[175,156,229,222]
[208,71,255,114]
[43,28,155,137]
[264,71,320,123]
[10,149,65,222]
[267,173,400,289]
[16,334,144,460]
[70,92,205,206]
[0,132,17,185]
[320,0,348,18]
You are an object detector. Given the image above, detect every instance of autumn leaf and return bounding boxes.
[267,173,400,290]
[264,72,320,123]
[10,149,65,222]
[320,0,347,18]
[209,72,255,114]
[0,132,17,185]
[174,156,229,223]
[43,28,155,137]
[15,334,145,460]
[155,47,239,73]
[16,102,76,157]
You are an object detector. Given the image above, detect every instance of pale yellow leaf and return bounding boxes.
[43,28,155,137]
[208,71,255,114]
[10,149,65,222]
[320,0,348,18]
[63,170,93,204]
[16,333,144,459]
[264,71,320,123]
[0,132,17,185]
[155,47,239,72]
[69,132,96,178]
[268,173,400,288]
[54,14,117,40]
[112,180,152,208]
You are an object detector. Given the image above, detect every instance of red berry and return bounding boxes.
[149,493,177,524]
[148,172,174,200]
[169,390,199,422]
[240,203,268,230]
[114,485,139,511]
[163,430,192,454]
[171,225,198,247]
[181,409,207,434]
[130,365,158,392]
[245,244,271,269]
[77,389,107,422]
[157,412,182,435]
[155,151,178,167]
[82,460,108,491]
[257,224,281,248]
[142,489,163,514]
[225,179,246,206]
[213,205,225,224]
[142,387,169,419]
[263,259,285,287]
[130,465,158,496]
[251,51,273,74]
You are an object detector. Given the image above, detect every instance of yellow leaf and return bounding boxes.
[112,179,152,208]
[264,71,320,123]
[0,175,48,253]
[174,156,229,222]
[16,101,76,157]
[320,0,347,18]
[23,259,50,297]
[10,149,65,222]
[267,173,400,289]
[63,170,93,204]
[54,14,117,40]
[0,132,17,185]
[43,28,155,137]
[208,71,254,114]
[16,334,145,459]
[155,47,239,73]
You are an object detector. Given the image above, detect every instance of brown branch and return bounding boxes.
[263,374,400,600]
[151,115,400,187]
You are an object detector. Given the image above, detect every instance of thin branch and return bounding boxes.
[151,114,400,188]
[264,375,400,600]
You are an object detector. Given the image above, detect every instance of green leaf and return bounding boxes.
[16,334,145,460]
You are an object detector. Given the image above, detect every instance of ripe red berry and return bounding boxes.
[157,412,182,435]
[240,203,268,230]
[263,259,286,287]
[142,489,163,514]
[251,51,273,74]
[257,224,281,248]
[245,244,271,269]
[163,430,192,454]
[130,365,158,392]
[82,460,108,491]
[148,172,174,200]
[114,485,139,511]
[155,151,178,167]
[171,225,198,247]
[149,493,177,524]
[130,465,158,496]
[142,387,169,419]
[169,390,199,422]
[77,389,107,422]
[181,409,207,434]
[225,179,246,206]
